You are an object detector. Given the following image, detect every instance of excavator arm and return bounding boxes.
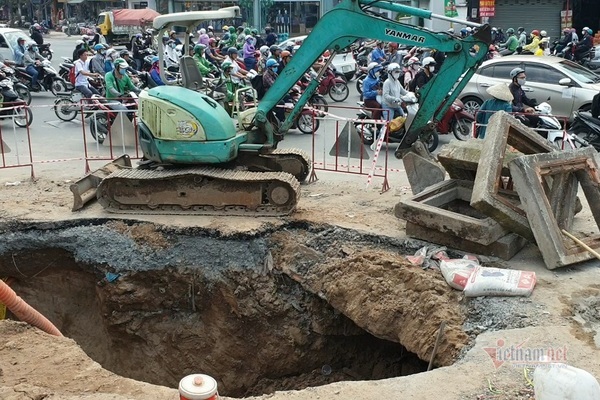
[255,0,491,153]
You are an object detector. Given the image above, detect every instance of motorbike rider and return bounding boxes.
[257,45,270,74]
[362,62,383,120]
[252,29,264,48]
[403,56,420,90]
[382,62,408,119]
[104,48,118,73]
[193,44,217,77]
[265,27,277,47]
[235,27,247,49]
[207,38,225,64]
[89,27,103,47]
[385,42,403,66]
[370,41,386,64]
[499,28,519,55]
[72,39,86,62]
[262,58,285,121]
[104,58,140,120]
[164,39,180,72]
[574,28,593,61]
[223,47,249,84]
[131,33,147,71]
[90,44,106,76]
[23,42,46,91]
[197,28,209,46]
[277,50,292,75]
[222,26,237,49]
[509,67,539,126]
[149,56,165,86]
[31,24,43,46]
[475,83,513,139]
[409,56,436,92]
[521,30,541,54]
[517,27,527,47]
[13,37,26,66]
[73,48,102,98]
[243,36,257,71]
[269,45,281,62]
[554,28,574,55]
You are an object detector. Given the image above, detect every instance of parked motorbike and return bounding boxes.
[0,62,31,105]
[354,92,438,152]
[15,59,68,95]
[38,43,53,61]
[53,77,106,122]
[0,78,33,128]
[89,92,139,144]
[301,66,349,103]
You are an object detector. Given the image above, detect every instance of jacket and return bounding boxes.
[193,54,215,76]
[90,54,105,76]
[150,65,165,86]
[105,70,137,100]
[23,50,43,67]
[476,98,512,138]
[370,47,385,63]
[382,76,407,108]
[501,36,519,52]
[410,70,432,92]
[13,45,25,65]
[362,73,380,101]
[509,82,536,112]
[262,68,277,91]
[523,36,540,53]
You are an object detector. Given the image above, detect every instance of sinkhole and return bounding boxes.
[0,220,468,397]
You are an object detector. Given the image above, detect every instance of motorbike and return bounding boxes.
[301,66,349,103]
[15,59,68,95]
[38,43,53,61]
[0,62,31,105]
[89,92,139,144]
[0,78,33,128]
[583,45,600,70]
[354,92,438,152]
[53,77,106,122]
[515,102,581,150]
[567,110,600,150]
[435,98,475,141]
[283,84,322,134]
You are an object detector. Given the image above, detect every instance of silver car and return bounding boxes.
[458,55,600,120]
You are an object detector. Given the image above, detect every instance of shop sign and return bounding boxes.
[480,0,495,17]
[444,0,458,18]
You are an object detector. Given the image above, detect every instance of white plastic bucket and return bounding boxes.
[179,374,219,400]
[534,363,600,400]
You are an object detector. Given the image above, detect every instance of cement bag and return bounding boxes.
[463,266,536,297]
[440,259,479,290]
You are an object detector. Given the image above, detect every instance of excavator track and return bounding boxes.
[96,167,300,216]
[238,148,312,183]
[269,148,312,182]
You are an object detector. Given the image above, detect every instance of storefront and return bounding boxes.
[264,0,320,35]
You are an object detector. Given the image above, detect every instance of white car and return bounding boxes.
[278,35,356,80]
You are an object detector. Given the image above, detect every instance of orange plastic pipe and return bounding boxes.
[0,279,63,337]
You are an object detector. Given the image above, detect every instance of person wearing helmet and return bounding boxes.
[277,50,292,75]
[223,26,237,49]
[521,30,541,54]
[149,55,165,86]
[499,28,518,55]
[30,24,43,46]
[555,28,574,55]
[409,56,436,92]
[509,67,536,116]
[23,42,46,91]
[131,33,147,71]
[243,35,257,71]
[72,39,87,62]
[370,41,386,64]
[73,47,102,98]
[382,62,408,119]
[193,44,216,77]
[197,28,209,46]
[168,30,181,46]
[269,45,281,61]
[459,27,468,38]
[164,39,179,71]
[265,26,277,46]
[90,43,107,77]
[88,27,103,48]
[105,58,140,103]
[363,62,384,120]
[236,27,247,49]
[517,27,527,47]
[263,58,279,91]
[256,45,270,73]
[13,37,26,66]
[251,28,264,48]
[119,50,140,77]
[207,37,225,64]
[223,46,248,84]
[104,48,118,73]
[385,42,403,66]
[574,28,593,61]
[220,61,238,110]
[403,56,420,89]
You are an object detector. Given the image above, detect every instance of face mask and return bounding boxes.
[412,64,419,70]
[517,78,526,85]
[392,71,401,79]
[32,47,38,52]
[119,67,127,75]
[428,66,435,72]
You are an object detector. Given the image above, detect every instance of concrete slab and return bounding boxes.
[437,139,521,181]
[395,179,509,246]
[402,152,445,194]
[405,221,528,260]
[470,111,556,242]
[509,147,600,269]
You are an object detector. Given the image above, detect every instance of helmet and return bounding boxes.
[26,41,37,49]
[106,48,117,60]
[119,50,131,58]
[93,43,104,51]
[207,25,213,31]
[260,45,270,56]
[75,39,84,45]
[369,64,383,77]
[422,56,436,67]
[151,56,159,64]
[222,25,229,31]
[82,35,91,41]
[388,42,398,50]
[531,29,540,36]
[269,45,279,54]
[194,44,206,54]
[447,27,455,34]
[587,28,593,35]
[251,29,258,35]
[208,38,216,45]
[517,26,525,32]
[407,56,420,66]
[466,27,472,32]
[17,37,25,43]
[506,28,515,35]
[113,58,129,69]
[266,59,278,68]
[227,47,238,55]
[228,26,235,33]
[221,61,233,71]
[510,67,525,79]
[246,35,254,42]
[199,28,206,35]
[460,28,467,35]
[135,33,143,39]
[33,23,40,29]
[281,50,291,58]
[492,27,498,32]
[244,27,250,34]
[540,30,547,37]
[387,62,401,73]
[367,61,379,71]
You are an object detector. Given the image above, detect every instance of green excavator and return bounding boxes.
[74,0,491,216]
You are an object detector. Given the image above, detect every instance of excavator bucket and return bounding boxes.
[70,155,132,211]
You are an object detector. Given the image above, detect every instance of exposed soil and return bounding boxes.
[1,172,600,399]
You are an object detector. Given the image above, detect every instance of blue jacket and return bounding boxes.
[13,45,25,65]
[362,74,380,101]
[150,68,165,85]
[370,47,386,63]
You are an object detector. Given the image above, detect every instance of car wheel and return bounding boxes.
[462,96,483,115]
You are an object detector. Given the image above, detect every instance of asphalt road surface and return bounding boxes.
[0,31,455,184]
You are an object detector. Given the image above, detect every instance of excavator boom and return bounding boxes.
[255,0,491,151]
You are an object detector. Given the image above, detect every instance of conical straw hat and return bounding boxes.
[486,83,513,102]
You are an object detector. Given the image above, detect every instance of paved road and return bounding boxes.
[0,31,455,183]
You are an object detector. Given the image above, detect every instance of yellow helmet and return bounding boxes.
[222,25,229,31]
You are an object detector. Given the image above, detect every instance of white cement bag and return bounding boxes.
[439,259,479,290]
[463,266,536,297]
